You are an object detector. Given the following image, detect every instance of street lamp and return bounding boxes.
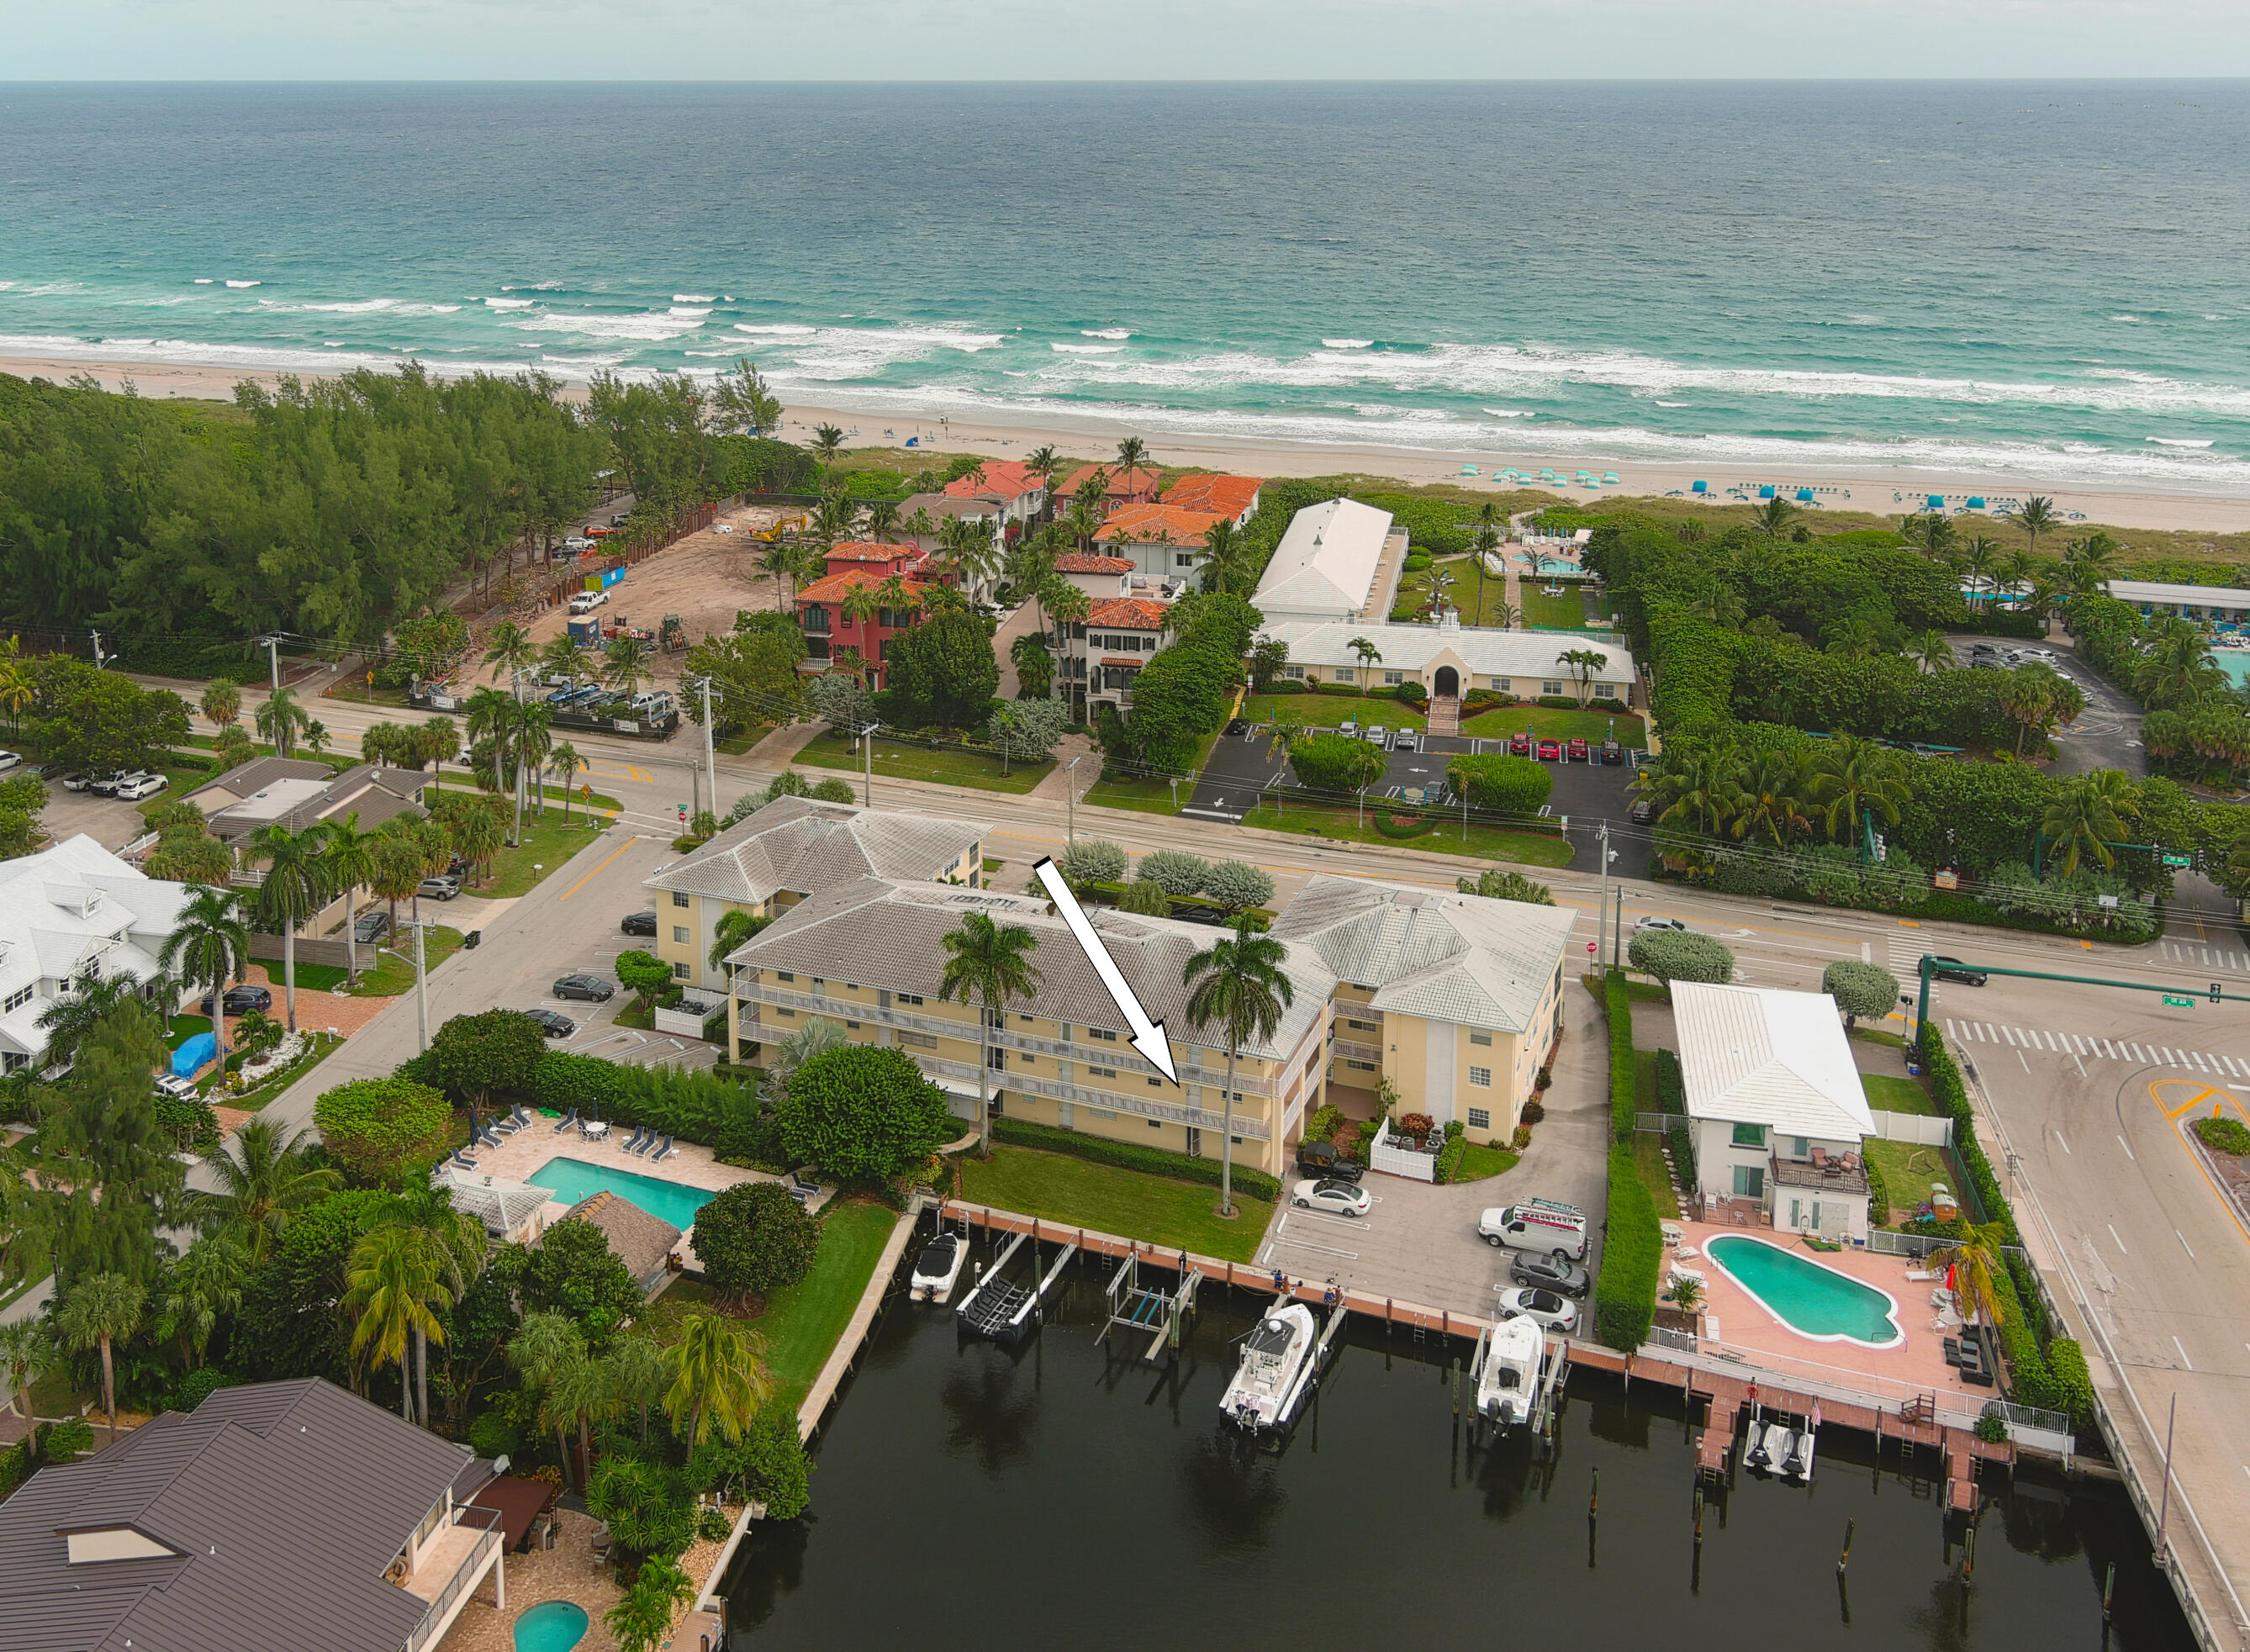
[378,921,432,1053]
[1064,754,1085,844]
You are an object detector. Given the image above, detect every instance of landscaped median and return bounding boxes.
[959,1119,1279,1264]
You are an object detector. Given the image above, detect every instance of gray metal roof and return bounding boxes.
[726,878,1336,1065]
[1268,875,1574,1032]
[0,1378,476,1652]
[644,794,988,905]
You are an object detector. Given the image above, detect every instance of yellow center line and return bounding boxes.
[559,833,645,903]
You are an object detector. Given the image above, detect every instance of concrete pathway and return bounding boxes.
[1028,732,1098,802]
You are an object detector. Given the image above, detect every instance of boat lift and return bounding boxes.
[1097,1252,1203,1364]
[1466,1322,1570,1445]
[956,1230,1079,1344]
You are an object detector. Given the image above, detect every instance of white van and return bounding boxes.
[1478,1198,1588,1263]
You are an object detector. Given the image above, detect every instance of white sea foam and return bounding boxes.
[668,306,712,319]
[264,297,462,315]
[483,297,536,310]
[1656,400,1688,408]
[511,310,708,343]
[739,323,1006,379]
[0,331,525,379]
[224,280,261,289]
[1082,328,1131,340]
[192,278,214,285]
[1323,339,1374,349]
[732,324,818,336]
[2147,436,2215,448]
[1053,342,1123,355]
[1482,408,1534,418]
[674,294,717,303]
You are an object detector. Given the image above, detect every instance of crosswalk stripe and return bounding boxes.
[2193,1052,2211,1072]
[2100,1039,2118,1058]
[2044,1031,2060,1050]
[2004,1027,2022,1047]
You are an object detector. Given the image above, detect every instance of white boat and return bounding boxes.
[1476,1316,1546,1428]
[910,1231,966,1302]
[1219,1303,1318,1433]
[1744,1415,1772,1470]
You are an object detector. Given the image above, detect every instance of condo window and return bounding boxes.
[846,1020,861,1030]
[1175,552,1195,569]
[1542,680,1565,696]
[897,992,923,1005]
[2,984,29,1014]
[776,971,795,983]
[1468,1066,1491,1088]
[1149,1120,1163,1130]
[898,1031,937,1050]
[671,962,689,979]
[1087,1027,1117,1042]
[1731,1122,1769,1148]
[673,892,689,908]
[1088,1064,1118,1079]
[1469,1031,1492,1047]
[775,1006,795,1017]
[1487,677,1510,690]
[1345,1017,1376,1032]
[1383,671,1402,685]
[1467,1108,1491,1131]
[673,926,689,944]
[1344,1058,1377,1074]
[1281,666,1304,679]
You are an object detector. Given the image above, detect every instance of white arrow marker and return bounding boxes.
[1033,856,1180,1084]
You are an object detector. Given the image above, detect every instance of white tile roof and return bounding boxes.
[1268,874,1574,1032]
[645,794,988,905]
[1262,618,1638,683]
[0,835,195,1059]
[1672,982,1873,1141]
[1251,498,1394,618]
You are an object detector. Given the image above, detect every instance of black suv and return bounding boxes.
[1928,955,1988,985]
[221,984,273,1016]
[1296,1139,1365,1182]
[1510,1251,1591,1298]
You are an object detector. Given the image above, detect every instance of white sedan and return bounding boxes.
[1496,1286,1580,1334]
[1291,1178,1372,1218]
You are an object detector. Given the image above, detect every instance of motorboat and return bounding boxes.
[1476,1315,1546,1428]
[910,1231,966,1302]
[1219,1303,1319,1433]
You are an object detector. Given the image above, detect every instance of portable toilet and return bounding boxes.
[1759,485,1777,499]
[1691,479,1707,494]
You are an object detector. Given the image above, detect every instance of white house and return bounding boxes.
[0,834,198,1074]
[1260,615,1638,705]
[1249,499,1404,623]
[1673,982,1875,1241]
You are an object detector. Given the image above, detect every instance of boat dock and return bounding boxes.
[957,1228,1078,1343]
[1098,1252,1202,1363]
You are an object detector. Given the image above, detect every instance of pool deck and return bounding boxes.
[1676,1219,1987,1412]
[435,1505,742,1652]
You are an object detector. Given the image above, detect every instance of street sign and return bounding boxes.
[2162,995,2194,1008]
[2162,853,2191,868]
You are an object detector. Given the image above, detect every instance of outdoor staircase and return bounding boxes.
[1426,695,1460,736]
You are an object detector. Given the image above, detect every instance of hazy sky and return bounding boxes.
[5,0,2247,80]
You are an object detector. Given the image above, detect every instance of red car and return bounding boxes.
[1537,739,1562,761]
[1509,731,1532,756]
[1567,737,1590,762]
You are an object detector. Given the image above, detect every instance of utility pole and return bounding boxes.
[857,720,879,809]
[88,630,107,670]
[699,676,718,823]
[1065,753,1084,844]
[1599,821,1612,969]
[412,920,430,1054]
[259,634,281,691]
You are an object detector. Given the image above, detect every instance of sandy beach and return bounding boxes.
[11,351,2247,536]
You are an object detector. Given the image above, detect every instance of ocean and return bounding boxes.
[3,81,2247,488]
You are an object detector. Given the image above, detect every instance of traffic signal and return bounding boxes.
[2215,981,2226,1005]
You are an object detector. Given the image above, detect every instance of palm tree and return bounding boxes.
[761,536,806,611]
[510,698,553,838]
[1931,1220,2013,1334]
[255,685,309,757]
[604,1333,668,1446]
[1114,437,1149,501]
[1490,598,1522,631]
[709,908,768,975]
[1825,619,1881,661]
[1959,534,1999,600]
[34,972,150,1072]
[159,884,249,1063]
[442,797,506,889]
[319,810,381,982]
[0,1320,52,1420]
[2015,496,2058,562]
[539,631,588,691]
[1471,504,1502,620]
[346,1224,447,1426]
[938,911,1042,1155]
[2135,622,2226,710]
[154,1234,247,1370]
[548,742,589,822]
[464,684,516,796]
[841,578,881,647]
[1024,445,1060,490]
[1185,916,1295,1219]
[1556,647,1604,706]
[247,821,330,1033]
[1349,636,1382,675]
[55,1272,144,1442]
[1200,518,1249,596]
[603,635,652,702]
[415,717,462,786]
[198,1118,339,1263]
[663,1312,773,1448]
[510,1312,589,1480]
[609,1558,695,1652]
[1647,742,1746,836]
[1731,751,1813,847]
[2041,770,2133,875]
[1905,630,1955,673]
[481,620,536,688]
[1806,733,1910,844]
[1751,497,1798,539]
[769,1014,848,1088]
[1043,581,1091,701]
[544,1338,624,1485]
[198,678,241,734]
[861,499,901,543]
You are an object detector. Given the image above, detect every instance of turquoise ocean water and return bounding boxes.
[2,82,2247,488]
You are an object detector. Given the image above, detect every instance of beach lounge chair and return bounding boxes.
[622,1126,648,1153]
[655,1135,676,1161]
[509,1105,534,1129]
[451,1152,478,1171]
[552,1109,579,1132]
[635,1132,660,1158]
[493,1116,521,1137]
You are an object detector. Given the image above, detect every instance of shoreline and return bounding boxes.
[8,351,2247,535]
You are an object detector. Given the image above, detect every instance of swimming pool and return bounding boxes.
[1705,1235,1903,1349]
[526,1155,718,1231]
[513,1599,588,1652]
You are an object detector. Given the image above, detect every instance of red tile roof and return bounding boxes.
[1086,597,1172,629]
[796,566,929,606]
[1062,463,1163,504]
[1161,473,1263,519]
[943,460,1047,501]
[1054,553,1134,573]
[826,541,919,563]
[1093,503,1228,545]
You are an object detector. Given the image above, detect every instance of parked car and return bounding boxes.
[153,1074,201,1103]
[352,910,390,945]
[1496,1286,1580,1334]
[418,875,462,900]
[1394,730,1420,753]
[1363,726,1390,747]
[221,984,272,1015]
[37,760,69,780]
[1225,717,1249,736]
[621,910,658,937]
[1508,732,1532,756]
[1536,739,1562,762]
[1290,1178,1372,1218]
[1635,914,1689,933]
[523,1008,576,1038]
[1296,1139,1365,1183]
[0,751,20,773]
[87,772,129,795]
[1929,955,1989,985]
[552,973,615,1002]
[1600,739,1624,764]
[1510,1252,1592,1298]
[1566,737,1590,763]
[1628,798,1656,823]
[59,771,91,792]
[115,773,168,801]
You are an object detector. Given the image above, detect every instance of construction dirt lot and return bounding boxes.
[514,504,804,685]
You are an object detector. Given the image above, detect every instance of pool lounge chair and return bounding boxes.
[621,1126,649,1153]
[633,1132,660,1158]
[654,1135,676,1161]
[450,1151,478,1171]
[508,1105,534,1129]
[552,1109,579,1132]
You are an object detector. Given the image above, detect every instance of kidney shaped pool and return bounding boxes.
[1704,1234,1904,1348]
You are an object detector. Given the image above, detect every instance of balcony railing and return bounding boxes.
[402,1506,502,1652]
[1329,1037,1381,1064]
[912,1053,1272,1141]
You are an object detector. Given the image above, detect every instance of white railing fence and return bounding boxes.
[1368,1118,1438,1183]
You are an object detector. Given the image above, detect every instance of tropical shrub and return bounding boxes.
[1202,860,1276,910]
[778,1046,956,1182]
[1056,838,1128,887]
[1593,1144,1660,1352]
[2192,1116,2250,1156]
[1135,849,1210,897]
[1820,959,1900,1027]
[1455,868,1554,904]
[1290,731,1386,795]
[313,1078,453,1183]
[1627,929,1735,986]
[1605,969,1634,1143]
[693,1181,819,1300]
[1445,752,1553,814]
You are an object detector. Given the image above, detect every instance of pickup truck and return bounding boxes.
[568,590,610,615]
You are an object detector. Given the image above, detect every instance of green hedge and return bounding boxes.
[1654,1048,1695,1188]
[1606,969,1635,1143]
[1593,1144,1661,1351]
[1915,1029,2016,1243]
[2047,1338,2095,1431]
[1373,812,1439,839]
[990,1116,1281,1203]
[531,1052,776,1164]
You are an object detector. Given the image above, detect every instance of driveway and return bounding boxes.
[1953,631,2143,778]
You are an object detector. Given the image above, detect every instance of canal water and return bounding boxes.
[721,1234,2191,1651]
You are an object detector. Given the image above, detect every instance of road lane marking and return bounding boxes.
[2018,1049,2031,1073]
[558,832,646,902]
[2119,1135,2136,1161]
[2173,1336,2194,1370]
[2108,1224,2128,1254]
[2054,1129,2072,1154]
[2178,1229,2196,1261]
[2073,1053,2086,1079]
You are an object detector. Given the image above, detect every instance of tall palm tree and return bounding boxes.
[603,635,652,702]
[875,573,921,628]
[510,1312,589,1481]
[463,684,517,797]
[255,685,309,758]
[0,1319,53,1420]
[198,678,241,735]
[2015,496,2058,562]
[159,885,250,1063]
[1043,581,1091,701]
[415,717,462,787]
[1556,647,1605,706]
[510,698,553,837]
[346,1224,447,1426]
[155,1233,247,1370]
[709,908,769,975]
[247,821,330,1033]
[1023,445,1060,491]
[1471,504,1502,620]
[2041,769,2133,875]
[861,499,901,543]
[1199,518,1248,596]
[762,536,806,612]
[1114,436,1149,501]
[198,1118,339,1263]
[1647,742,1746,837]
[545,1338,624,1485]
[1959,534,1999,600]
[55,1272,144,1442]
[663,1312,773,1448]
[1350,636,1383,674]
[481,620,536,687]
[1904,630,1955,673]
[604,1332,668,1446]
[1751,497,1798,539]
[810,423,846,480]
[1806,733,1910,844]
[319,810,381,982]
[1732,751,1814,847]
[938,911,1042,1155]
[1931,1220,2013,1334]
[548,742,589,822]
[1185,916,1295,1219]
[841,578,881,647]
[538,631,588,691]
[2135,622,2226,710]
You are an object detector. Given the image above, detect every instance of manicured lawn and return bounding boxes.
[478,812,615,899]
[1460,705,1645,747]
[716,726,772,756]
[1866,1136,1952,1227]
[1453,1143,1521,1182]
[1521,587,1601,631]
[166,1013,213,1051]
[1390,557,1514,627]
[1851,1027,1909,1051]
[748,1200,901,1396]
[1240,800,1575,868]
[1633,1048,1659,1111]
[1861,1072,1936,1116]
[1632,1132,1681,1220]
[1084,722,1227,815]
[1242,693,1429,731]
[958,1146,1273,1264]
[284,926,467,995]
[795,733,1049,794]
